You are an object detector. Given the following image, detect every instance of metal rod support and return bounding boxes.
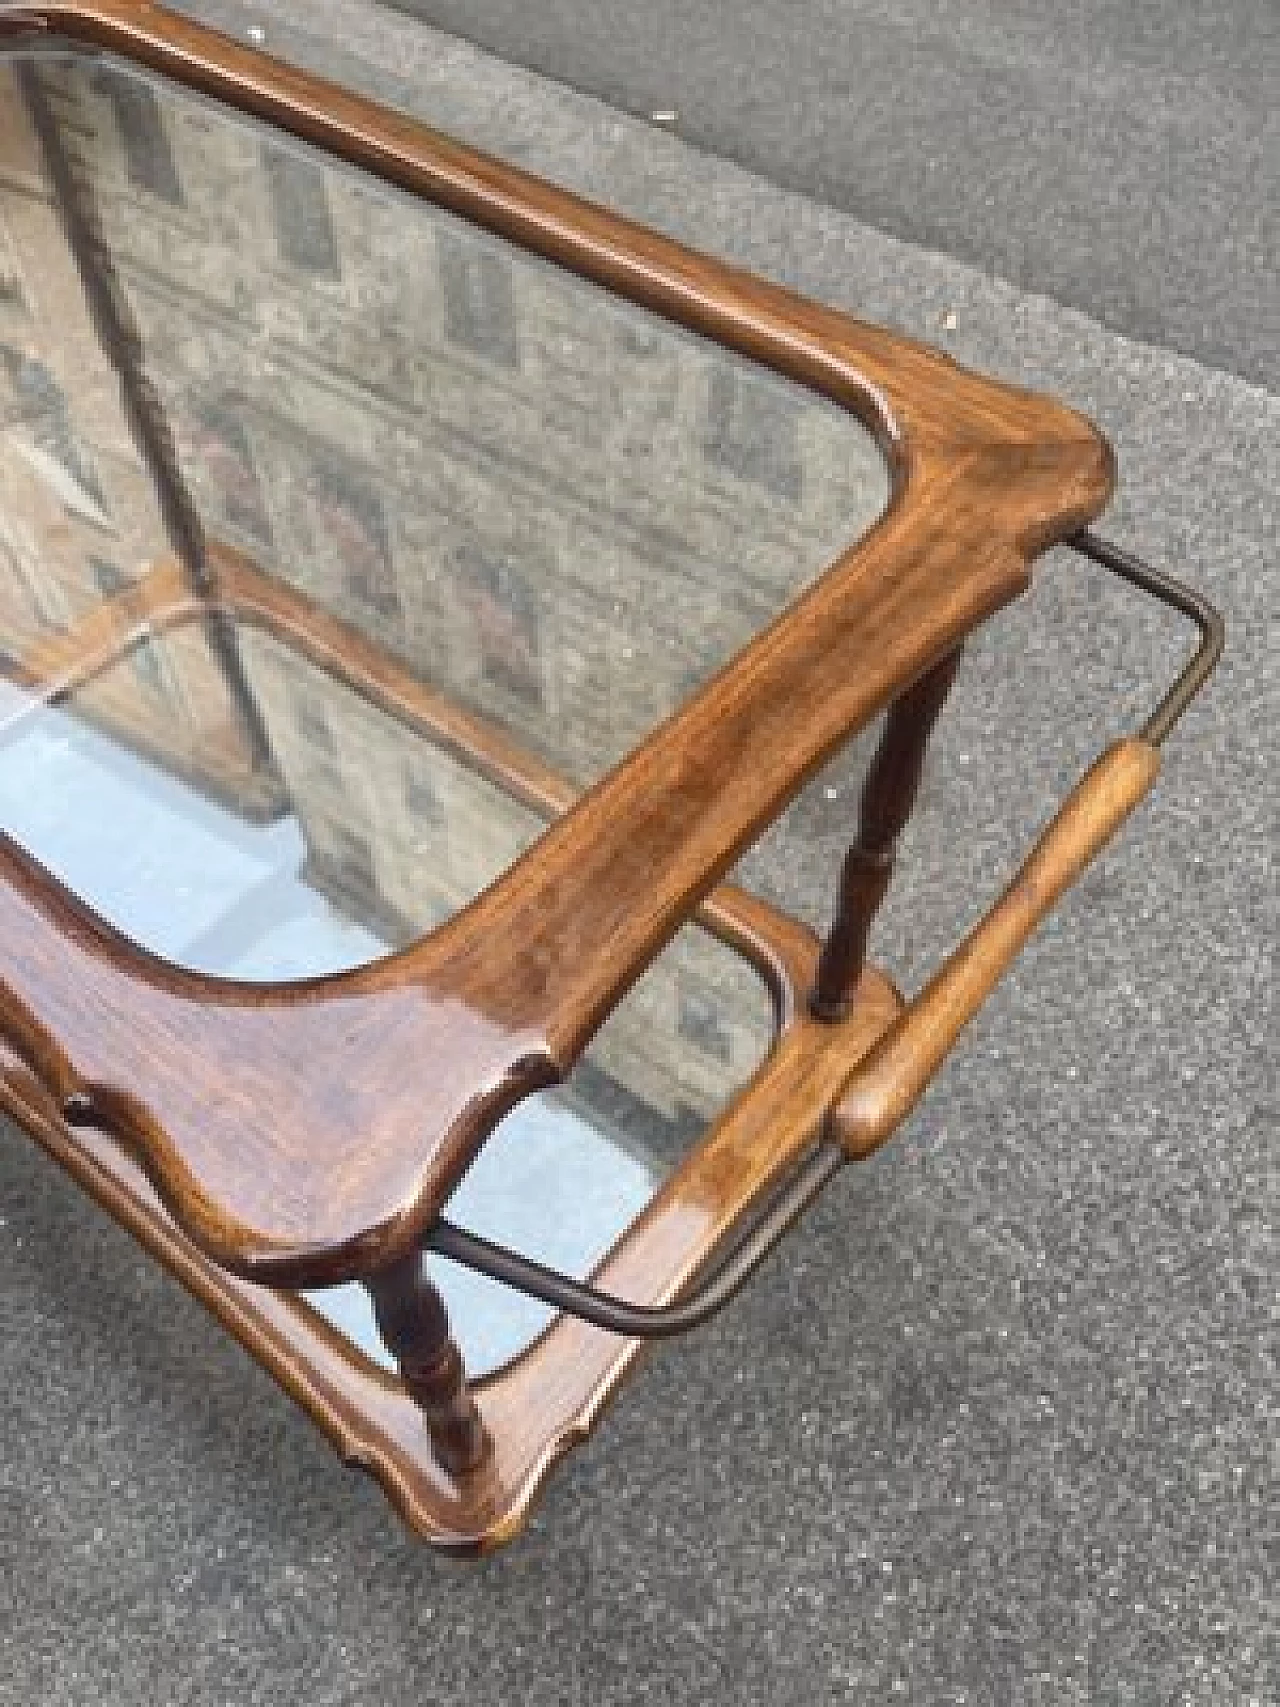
[426,1139,846,1339]
[424,533,1221,1338]
[1068,530,1224,745]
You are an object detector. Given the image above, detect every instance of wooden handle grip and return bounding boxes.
[830,738,1161,1158]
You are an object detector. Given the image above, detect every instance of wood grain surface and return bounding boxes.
[811,647,964,1018]
[1,955,903,1549]
[0,1,1113,1293]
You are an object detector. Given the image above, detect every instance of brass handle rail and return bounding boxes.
[428,1139,847,1340]
[425,531,1223,1335]
[1072,529,1224,744]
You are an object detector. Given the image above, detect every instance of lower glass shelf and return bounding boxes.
[1,631,779,1377]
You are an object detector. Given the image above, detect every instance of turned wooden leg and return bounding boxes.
[364,1250,491,1475]
[810,647,963,1021]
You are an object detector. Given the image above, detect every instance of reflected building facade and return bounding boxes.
[0,58,890,1134]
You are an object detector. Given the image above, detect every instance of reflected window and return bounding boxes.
[403,761,445,827]
[129,630,174,705]
[0,343,108,519]
[186,402,273,547]
[261,145,341,280]
[324,823,379,905]
[437,232,519,369]
[677,983,734,1065]
[454,545,543,708]
[0,222,28,312]
[95,70,183,204]
[0,516,70,631]
[703,366,804,502]
[89,556,128,601]
[290,688,336,756]
[305,455,400,622]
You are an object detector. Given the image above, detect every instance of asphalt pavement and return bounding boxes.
[2,2,1275,1703]
[387,0,1279,389]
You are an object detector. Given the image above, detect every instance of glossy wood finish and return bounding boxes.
[364,1255,490,1475]
[0,847,904,1552]
[811,647,964,1019]
[0,538,1163,1545]
[2,541,908,1540]
[0,1,1168,1546]
[0,1,1115,1293]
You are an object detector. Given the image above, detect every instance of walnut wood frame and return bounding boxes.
[0,1,1220,1550]
[0,542,907,1548]
[0,0,1114,1285]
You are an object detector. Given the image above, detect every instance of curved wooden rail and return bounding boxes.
[0,0,1113,1289]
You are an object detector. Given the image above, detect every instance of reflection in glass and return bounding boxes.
[0,624,775,1374]
[0,47,887,1375]
[93,66,183,205]
[260,143,340,279]
[0,53,887,789]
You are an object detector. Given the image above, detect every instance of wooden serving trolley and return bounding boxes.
[0,2,1220,1551]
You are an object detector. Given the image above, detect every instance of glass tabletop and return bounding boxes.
[0,44,888,1374]
[0,618,777,1376]
[0,49,888,785]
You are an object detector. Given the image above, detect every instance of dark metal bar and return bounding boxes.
[425,1138,846,1339]
[426,533,1222,1336]
[1068,530,1224,745]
